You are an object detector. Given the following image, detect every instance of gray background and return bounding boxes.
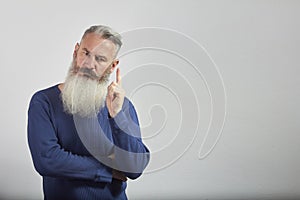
[0,0,299,199]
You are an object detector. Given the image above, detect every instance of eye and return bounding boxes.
[95,56,106,63]
[82,50,89,56]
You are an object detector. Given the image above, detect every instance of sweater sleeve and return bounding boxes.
[108,99,150,179]
[27,92,113,183]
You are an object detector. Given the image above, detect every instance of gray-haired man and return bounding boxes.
[28,25,150,200]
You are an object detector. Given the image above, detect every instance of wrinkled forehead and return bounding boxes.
[80,33,117,59]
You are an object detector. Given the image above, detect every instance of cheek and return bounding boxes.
[96,65,111,76]
[95,68,105,76]
[75,54,85,67]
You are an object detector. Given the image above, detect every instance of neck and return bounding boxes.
[58,83,64,92]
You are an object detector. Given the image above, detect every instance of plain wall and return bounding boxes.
[0,0,299,199]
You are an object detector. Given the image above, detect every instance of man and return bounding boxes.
[27,25,150,200]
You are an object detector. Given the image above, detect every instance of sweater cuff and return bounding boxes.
[108,111,128,131]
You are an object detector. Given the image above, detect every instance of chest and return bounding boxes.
[52,103,113,155]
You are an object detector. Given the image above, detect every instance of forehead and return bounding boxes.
[80,33,116,58]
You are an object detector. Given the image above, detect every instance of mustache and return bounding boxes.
[73,67,100,80]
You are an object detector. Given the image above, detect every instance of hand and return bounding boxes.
[112,169,127,182]
[106,68,125,118]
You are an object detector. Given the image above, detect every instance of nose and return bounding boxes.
[82,55,96,69]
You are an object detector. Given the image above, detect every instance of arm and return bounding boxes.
[106,68,150,179]
[27,92,113,183]
[108,99,150,179]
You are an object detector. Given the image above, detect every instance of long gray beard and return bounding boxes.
[61,64,110,118]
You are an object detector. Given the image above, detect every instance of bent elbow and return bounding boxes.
[126,152,150,180]
[126,172,142,180]
[31,154,57,177]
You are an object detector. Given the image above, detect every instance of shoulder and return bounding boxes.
[122,97,140,118]
[123,97,136,109]
[29,84,60,106]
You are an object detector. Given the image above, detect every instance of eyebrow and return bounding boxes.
[82,48,90,53]
[82,48,108,61]
[95,55,107,61]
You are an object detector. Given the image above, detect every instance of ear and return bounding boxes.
[109,59,119,73]
[73,43,80,58]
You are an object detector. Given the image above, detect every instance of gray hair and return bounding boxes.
[81,25,122,56]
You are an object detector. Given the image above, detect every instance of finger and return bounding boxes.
[107,85,114,100]
[108,81,116,87]
[108,82,118,91]
[112,87,125,95]
[107,82,116,94]
[116,68,122,85]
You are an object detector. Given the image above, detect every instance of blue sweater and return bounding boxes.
[27,84,150,200]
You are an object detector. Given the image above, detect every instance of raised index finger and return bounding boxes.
[116,68,121,85]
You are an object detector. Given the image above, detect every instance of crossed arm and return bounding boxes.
[27,92,149,183]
